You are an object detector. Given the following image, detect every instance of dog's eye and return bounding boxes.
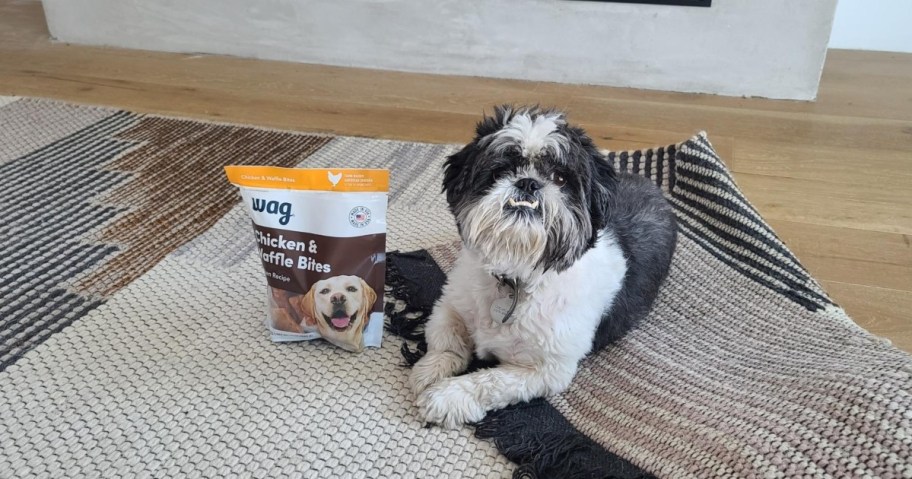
[550,171,567,187]
[505,146,522,159]
[346,286,358,292]
[320,288,330,294]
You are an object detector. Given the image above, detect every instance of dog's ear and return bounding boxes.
[442,105,514,209]
[476,104,514,137]
[568,126,615,230]
[587,146,616,236]
[442,143,477,210]
[292,287,318,327]
[358,279,377,330]
[360,278,378,310]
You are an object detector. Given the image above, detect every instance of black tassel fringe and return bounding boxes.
[384,250,442,366]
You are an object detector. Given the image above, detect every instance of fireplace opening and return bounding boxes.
[572,0,711,6]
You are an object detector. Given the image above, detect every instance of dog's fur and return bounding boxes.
[295,275,377,352]
[409,106,677,428]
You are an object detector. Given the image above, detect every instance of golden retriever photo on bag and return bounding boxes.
[293,275,378,352]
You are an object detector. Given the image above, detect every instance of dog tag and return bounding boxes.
[490,275,519,325]
[490,296,515,324]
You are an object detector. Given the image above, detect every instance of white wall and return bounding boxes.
[41,0,838,100]
[829,0,912,53]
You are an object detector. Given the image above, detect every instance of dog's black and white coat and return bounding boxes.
[410,106,677,428]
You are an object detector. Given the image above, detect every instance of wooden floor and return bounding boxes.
[2,0,910,351]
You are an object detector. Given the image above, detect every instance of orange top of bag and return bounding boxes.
[225,166,389,193]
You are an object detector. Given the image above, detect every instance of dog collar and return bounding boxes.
[492,273,518,290]
[491,274,520,324]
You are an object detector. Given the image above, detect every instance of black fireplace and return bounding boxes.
[574,0,711,6]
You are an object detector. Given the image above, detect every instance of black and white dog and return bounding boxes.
[410,106,677,428]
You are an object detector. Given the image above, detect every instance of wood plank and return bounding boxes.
[815,50,912,122]
[823,281,912,353]
[566,96,912,152]
[0,60,713,149]
[6,49,911,155]
[729,139,912,187]
[733,172,912,235]
[768,219,912,292]
[4,45,912,147]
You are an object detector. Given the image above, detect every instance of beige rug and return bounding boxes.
[0,97,909,479]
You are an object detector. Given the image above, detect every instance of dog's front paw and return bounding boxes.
[416,377,487,429]
[409,358,440,398]
[409,351,462,398]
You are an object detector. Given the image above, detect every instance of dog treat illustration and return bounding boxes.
[226,166,389,352]
[296,275,377,352]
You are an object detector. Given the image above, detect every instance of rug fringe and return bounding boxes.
[384,250,437,365]
[475,400,655,479]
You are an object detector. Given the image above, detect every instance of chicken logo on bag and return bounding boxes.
[328,171,343,187]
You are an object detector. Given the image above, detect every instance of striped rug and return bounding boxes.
[1,97,910,478]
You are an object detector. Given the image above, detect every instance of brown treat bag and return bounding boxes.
[226,166,388,352]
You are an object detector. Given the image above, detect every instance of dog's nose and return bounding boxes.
[514,178,541,194]
[330,293,346,304]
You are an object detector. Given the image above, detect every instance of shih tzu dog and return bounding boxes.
[409,105,677,428]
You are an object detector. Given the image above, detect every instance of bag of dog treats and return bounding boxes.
[225,166,388,352]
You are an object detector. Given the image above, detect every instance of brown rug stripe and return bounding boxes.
[73,117,332,297]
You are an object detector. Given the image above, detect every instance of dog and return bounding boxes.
[409,105,677,428]
[291,275,377,352]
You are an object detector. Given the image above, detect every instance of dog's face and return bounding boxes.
[297,275,377,351]
[442,105,615,277]
[310,275,374,332]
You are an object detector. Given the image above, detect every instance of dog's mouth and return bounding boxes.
[505,193,541,215]
[507,197,539,209]
[322,310,357,331]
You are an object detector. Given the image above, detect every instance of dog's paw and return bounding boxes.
[409,352,458,398]
[416,377,487,429]
[409,360,440,398]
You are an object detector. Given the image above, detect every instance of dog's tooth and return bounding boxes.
[507,197,540,209]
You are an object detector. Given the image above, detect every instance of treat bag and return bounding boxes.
[225,166,388,352]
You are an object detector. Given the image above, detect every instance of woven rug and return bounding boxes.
[1,97,910,479]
